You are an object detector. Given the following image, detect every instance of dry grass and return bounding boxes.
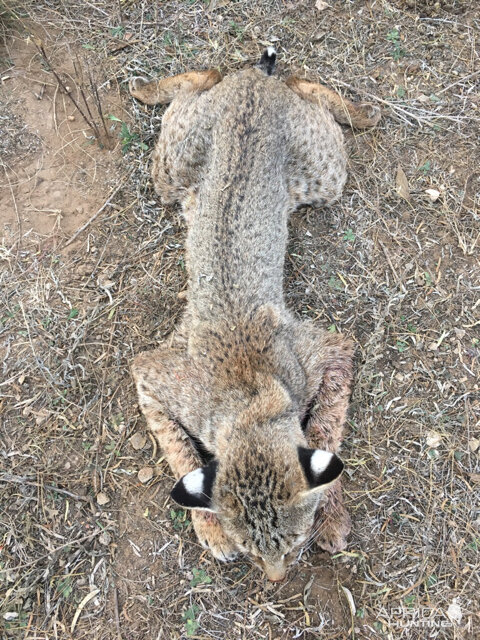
[1,0,479,638]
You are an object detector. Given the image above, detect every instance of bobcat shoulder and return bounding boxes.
[130,50,379,581]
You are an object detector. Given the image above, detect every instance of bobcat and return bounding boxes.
[130,49,380,581]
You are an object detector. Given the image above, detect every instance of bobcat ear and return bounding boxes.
[298,448,344,492]
[171,461,218,510]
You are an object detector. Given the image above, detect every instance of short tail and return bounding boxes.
[257,47,276,76]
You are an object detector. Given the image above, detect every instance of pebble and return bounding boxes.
[138,467,153,483]
[99,531,112,546]
[96,491,110,505]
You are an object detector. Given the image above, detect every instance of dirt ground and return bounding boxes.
[1,0,479,638]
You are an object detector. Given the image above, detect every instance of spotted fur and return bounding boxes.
[130,52,379,580]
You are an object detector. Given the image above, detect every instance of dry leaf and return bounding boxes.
[395,165,410,201]
[426,431,442,448]
[341,586,356,616]
[130,433,147,450]
[34,409,50,425]
[96,491,110,505]
[468,438,480,452]
[315,0,330,11]
[97,274,115,289]
[447,599,462,625]
[138,466,153,483]
[425,188,440,202]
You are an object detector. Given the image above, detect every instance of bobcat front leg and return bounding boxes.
[129,69,222,105]
[302,335,354,553]
[132,350,238,561]
[286,76,381,129]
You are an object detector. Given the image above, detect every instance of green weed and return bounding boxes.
[107,115,148,153]
[182,604,199,636]
[386,29,406,61]
[190,568,212,587]
[170,508,191,531]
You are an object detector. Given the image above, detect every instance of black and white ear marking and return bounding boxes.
[171,461,218,510]
[298,448,344,490]
[257,47,277,76]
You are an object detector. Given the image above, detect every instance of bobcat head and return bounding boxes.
[171,415,343,581]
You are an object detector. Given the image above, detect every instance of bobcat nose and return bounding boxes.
[264,563,287,582]
[269,574,286,583]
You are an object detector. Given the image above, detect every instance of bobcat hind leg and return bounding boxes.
[129,69,222,105]
[304,336,354,553]
[286,76,380,129]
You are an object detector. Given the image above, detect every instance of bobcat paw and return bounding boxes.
[129,76,149,97]
[315,508,352,554]
[359,103,381,127]
[191,511,238,562]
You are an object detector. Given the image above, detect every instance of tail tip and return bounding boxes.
[258,47,277,75]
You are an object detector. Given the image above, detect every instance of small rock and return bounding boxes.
[35,409,50,425]
[426,431,442,448]
[130,433,147,451]
[138,467,153,483]
[425,188,441,202]
[99,531,112,546]
[454,328,466,339]
[3,612,18,621]
[67,115,75,121]
[96,491,110,506]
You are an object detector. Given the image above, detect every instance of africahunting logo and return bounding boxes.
[375,599,464,630]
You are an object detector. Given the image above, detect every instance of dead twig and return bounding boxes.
[33,39,104,143]
[65,174,131,246]
[0,473,89,501]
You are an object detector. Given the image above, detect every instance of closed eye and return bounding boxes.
[250,554,265,568]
